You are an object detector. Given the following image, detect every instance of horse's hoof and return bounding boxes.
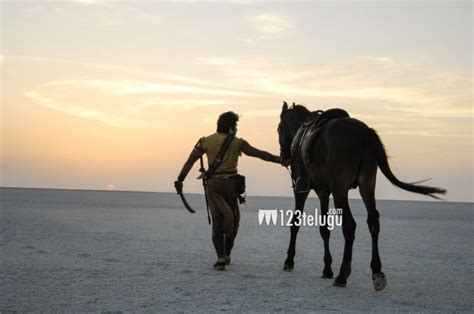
[283,263,294,271]
[321,269,334,279]
[372,272,387,291]
[333,275,347,287]
[333,281,346,287]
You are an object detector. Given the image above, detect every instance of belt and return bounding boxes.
[210,171,238,179]
[214,171,237,176]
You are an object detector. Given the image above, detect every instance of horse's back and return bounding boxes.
[325,117,370,146]
[304,117,369,157]
[304,117,371,189]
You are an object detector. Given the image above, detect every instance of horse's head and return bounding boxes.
[278,101,311,161]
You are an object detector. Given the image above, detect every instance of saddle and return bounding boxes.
[291,108,350,163]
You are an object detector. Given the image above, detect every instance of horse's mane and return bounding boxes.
[281,103,311,119]
[292,104,311,116]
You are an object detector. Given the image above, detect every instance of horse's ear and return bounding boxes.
[292,102,296,108]
[282,101,288,112]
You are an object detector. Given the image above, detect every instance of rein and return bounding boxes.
[285,165,296,189]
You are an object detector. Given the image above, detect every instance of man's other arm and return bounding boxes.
[241,140,281,164]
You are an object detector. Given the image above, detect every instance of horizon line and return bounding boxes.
[1,186,470,204]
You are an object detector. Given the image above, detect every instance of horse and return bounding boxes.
[277,101,446,290]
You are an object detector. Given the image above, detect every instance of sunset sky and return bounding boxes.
[1,1,472,202]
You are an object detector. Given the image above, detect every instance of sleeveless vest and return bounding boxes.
[201,132,243,174]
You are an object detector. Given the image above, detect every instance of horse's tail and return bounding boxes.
[368,128,446,199]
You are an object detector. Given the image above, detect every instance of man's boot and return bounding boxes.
[214,256,226,271]
[212,233,226,270]
[224,232,237,265]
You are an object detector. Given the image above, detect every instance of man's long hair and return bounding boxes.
[217,111,239,133]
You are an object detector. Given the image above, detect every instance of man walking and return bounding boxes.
[175,111,283,270]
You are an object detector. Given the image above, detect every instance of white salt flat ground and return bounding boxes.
[1,188,473,312]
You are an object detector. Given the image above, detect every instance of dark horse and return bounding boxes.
[278,102,446,290]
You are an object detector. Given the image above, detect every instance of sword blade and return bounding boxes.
[177,191,196,213]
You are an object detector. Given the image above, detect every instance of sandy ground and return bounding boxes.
[1,188,473,312]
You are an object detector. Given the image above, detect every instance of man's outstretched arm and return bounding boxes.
[241,140,282,164]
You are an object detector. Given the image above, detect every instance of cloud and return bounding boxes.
[128,99,237,115]
[244,13,292,42]
[252,14,291,35]
[25,91,148,128]
[21,1,160,27]
[4,54,240,91]
[196,58,239,66]
[195,55,472,118]
[383,130,473,138]
[10,53,472,137]
[145,99,235,107]
[45,79,261,97]
[72,0,109,4]
[169,0,255,3]
[384,106,473,119]
[241,109,281,118]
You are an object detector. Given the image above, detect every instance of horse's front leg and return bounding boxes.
[316,189,333,278]
[283,190,309,270]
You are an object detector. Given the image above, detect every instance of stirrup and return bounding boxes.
[294,177,310,193]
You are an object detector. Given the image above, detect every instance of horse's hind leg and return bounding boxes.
[333,189,356,287]
[359,176,387,291]
[316,189,333,278]
[283,191,309,270]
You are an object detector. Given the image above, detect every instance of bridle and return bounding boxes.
[278,119,296,189]
[278,120,292,161]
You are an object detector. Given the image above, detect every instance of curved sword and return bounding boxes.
[175,181,196,214]
[177,191,196,214]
